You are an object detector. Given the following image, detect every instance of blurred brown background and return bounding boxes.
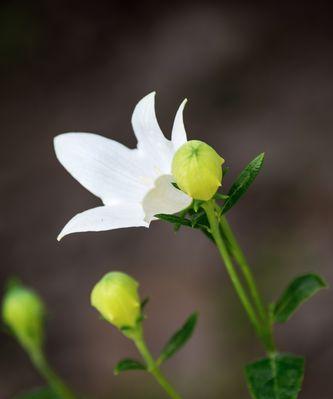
[1,1,333,398]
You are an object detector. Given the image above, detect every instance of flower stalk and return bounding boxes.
[219,214,276,354]
[30,349,76,399]
[2,281,76,399]
[202,199,276,355]
[128,326,183,399]
[91,271,183,399]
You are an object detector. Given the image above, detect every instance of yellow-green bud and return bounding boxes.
[91,272,141,329]
[172,140,225,201]
[2,282,45,353]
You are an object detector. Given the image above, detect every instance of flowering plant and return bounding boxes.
[3,93,328,399]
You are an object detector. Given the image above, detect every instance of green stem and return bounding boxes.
[202,200,262,339]
[219,215,276,353]
[219,215,267,322]
[131,328,182,399]
[30,349,76,399]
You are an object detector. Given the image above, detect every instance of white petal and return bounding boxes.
[54,133,150,205]
[142,175,192,223]
[171,99,188,150]
[58,205,148,240]
[131,92,174,174]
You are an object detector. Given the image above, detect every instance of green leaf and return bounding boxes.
[155,213,192,228]
[222,153,265,214]
[141,297,150,311]
[158,312,198,364]
[14,387,59,399]
[273,273,328,323]
[222,165,230,176]
[156,212,211,237]
[245,353,305,399]
[114,358,146,375]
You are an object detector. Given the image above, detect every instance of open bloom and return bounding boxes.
[54,92,192,240]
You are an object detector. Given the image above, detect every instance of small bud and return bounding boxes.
[172,140,225,201]
[2,281,45,353]
[91,272,141,330]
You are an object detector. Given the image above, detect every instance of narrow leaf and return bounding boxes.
[141,297,150,311]
[222,153,265,214]
[114,358,146,375]
[245,353,304,399]
[273,273,328,323]
[222,165,230,176]
[155,213,192,227]
[156,212,210,236]
[158,312,198,364]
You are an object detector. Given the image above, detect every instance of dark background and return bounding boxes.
[1,1,332,398]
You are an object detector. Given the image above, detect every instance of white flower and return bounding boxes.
[54,92,192,240]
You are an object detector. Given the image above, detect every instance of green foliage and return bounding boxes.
[114,358,146,375]
[222,165,230,176]
[140,297,150,311]
[14,387,59,399]
[156,207,211,231]
[245,353,305,399]
[222,153,265,214]
[273,273,328,323]
[155,213,192,227]
[158,312,198,365]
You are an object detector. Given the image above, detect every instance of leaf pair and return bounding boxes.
[114,313,198,375]
[246,273,327,399]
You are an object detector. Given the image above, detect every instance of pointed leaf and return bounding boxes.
[273,273,328,323]
[245,353,305,399]
[141,297,150,311]
[158,312,198,364]
[156,212,210,237]
[222,153,265,214]
[155,213,192,228]
[222,165,230,176]
[114,358,146,375]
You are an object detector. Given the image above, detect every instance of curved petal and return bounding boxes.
[131,92,174,174]
[142,175,192,223]
[54,133,150,205]
[57,205,148,240]
[171,99,188,150]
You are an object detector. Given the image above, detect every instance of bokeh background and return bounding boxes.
[1,1,333,398]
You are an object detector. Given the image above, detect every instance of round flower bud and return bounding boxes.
[91,272,141,330]
[2,282,45,353]
[172,140,225,201]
